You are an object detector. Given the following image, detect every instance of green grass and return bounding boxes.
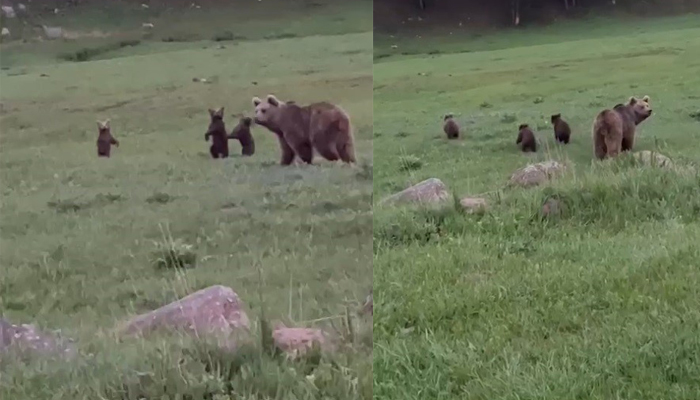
[373,15,700,400]
[0,1,372,399]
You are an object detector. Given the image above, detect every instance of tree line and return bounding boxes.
[412,0,699,25]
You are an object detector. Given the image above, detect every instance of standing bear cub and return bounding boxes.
[96,119,119,158]
[228,117,255,156]
[551,113,571,144]
[252,94,355,165]
[204,107,229,159]
[592,95,652,160]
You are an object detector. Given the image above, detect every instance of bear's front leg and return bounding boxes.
[276,133,296,165]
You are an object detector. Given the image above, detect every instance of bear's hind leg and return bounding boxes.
[604,136,621,158]
[210,145,220,159]
[313,140,340,162]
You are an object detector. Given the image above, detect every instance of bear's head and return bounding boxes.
[252,94,286,131]
[550,113,561,124]
[230,117,252,136]
[239,116,252,127]
[97,119,111,135]
[627,95,652,124]
[518,123,529,131]
[208,107,225,122]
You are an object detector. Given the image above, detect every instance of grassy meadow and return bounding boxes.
[373,15,700,400]
[0,1,373,399]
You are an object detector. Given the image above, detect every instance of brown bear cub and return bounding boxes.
[252,94,355,165]
[516,124,537,152]
[592,95,652,160]
[204,107,229,159]
[96,119,119,158]
[443,114,460,139]
[551,113,571,144]
[228,117,255,156]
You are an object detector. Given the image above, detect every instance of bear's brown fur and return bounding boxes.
[443,114,460,139]
[204,107,229,159]
[252,94,355,165]
[228,117,255,156]
[96,119,119,157]
[592,95,652,160]
[551,113,571,144]
[516,124,537,152]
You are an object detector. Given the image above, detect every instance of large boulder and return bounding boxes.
[0,318,75,358]
[121,285,250,342]
[381,178,450,205]
[509,160,566,187]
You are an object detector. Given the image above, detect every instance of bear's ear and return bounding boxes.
[217,107,225,117]
[252,97,262,107]
[266,94,280,106]
[628,96,638,105]
[97,120,104,129]
[208,108,216,117]
[103,119,110,128]
[642,95,650,103]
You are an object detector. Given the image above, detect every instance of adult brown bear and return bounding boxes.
[252,94,356,165]
[592,95,652,160]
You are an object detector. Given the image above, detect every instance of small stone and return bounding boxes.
[362,290,373,315]
[381,178,450,205]
[0,318,75,358]
[41,25,64,40]
[1,27,9,39]
[460,197,487,213]
[632,150,673,169]
[1,5,16,18]
[272,327,331,358]
[541,198,565,218]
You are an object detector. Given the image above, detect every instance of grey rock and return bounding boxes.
[509,160,566,187]
[381,178,450,205]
